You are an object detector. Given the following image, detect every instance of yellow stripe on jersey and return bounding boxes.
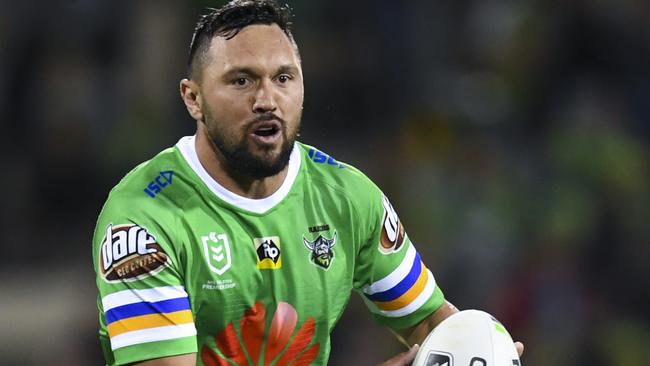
[107,309,194,338]
[374,262,429,311]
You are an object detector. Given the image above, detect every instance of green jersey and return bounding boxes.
[93,136,445,365]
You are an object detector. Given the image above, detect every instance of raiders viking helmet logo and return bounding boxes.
[303,232,337,269]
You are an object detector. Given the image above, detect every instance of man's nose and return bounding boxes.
[252,79,277,113]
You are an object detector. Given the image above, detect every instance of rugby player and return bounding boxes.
[92,1,523,365]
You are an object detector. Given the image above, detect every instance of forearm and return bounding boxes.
[403,300,459,345]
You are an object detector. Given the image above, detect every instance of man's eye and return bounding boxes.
[277,75,291,83]
[234,78,249,86]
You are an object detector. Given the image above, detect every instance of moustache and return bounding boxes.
[248,113,285,126]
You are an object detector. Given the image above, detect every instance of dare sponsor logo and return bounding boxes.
[379,195,406,254]
[99,223,169,283]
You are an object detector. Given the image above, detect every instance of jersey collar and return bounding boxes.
[176,135,301,214]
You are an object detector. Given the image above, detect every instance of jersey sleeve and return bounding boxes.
[352,189,445,330]
[92,191,197,366]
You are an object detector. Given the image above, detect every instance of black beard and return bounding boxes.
[209,129,295,179]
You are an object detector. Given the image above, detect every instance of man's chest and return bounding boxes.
[176,202,358,333]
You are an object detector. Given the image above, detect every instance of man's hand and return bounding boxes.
[378,341,522,366]
[390,301,525,362]
[378,344,419,366]
[515,341,524,357]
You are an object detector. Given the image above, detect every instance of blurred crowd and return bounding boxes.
[0,0,648,365]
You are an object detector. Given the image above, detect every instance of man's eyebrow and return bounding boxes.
[277,65,300,75]
[221,67,258,79]
[221,65,300,79]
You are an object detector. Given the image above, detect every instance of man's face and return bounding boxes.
[198,24,304,178]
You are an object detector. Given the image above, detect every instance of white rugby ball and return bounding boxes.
[412,309,521,366]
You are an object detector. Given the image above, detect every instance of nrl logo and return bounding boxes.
[201,232,232,275]
[303,232,337,270]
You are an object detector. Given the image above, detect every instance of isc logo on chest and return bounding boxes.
[99,223,170,282]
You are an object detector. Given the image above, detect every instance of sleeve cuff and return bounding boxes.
[111,336,197,366]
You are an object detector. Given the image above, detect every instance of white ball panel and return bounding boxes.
[412,309,520,366]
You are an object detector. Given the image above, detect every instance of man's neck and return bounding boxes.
[194,125,289,199]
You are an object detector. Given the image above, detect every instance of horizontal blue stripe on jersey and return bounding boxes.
[366,251,422,302]
[105,297,191,324]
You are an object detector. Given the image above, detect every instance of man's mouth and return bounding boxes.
[249,119,282,145]
[253,124,280,137]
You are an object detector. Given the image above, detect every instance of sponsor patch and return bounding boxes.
[99,223,169,283]
[424,351,453,366]
[303,232,337,270]
[255,236,282,269]
[379,195,406,254]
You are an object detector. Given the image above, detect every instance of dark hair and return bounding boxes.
[187,0,294,80]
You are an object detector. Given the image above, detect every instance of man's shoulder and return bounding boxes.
[104,144,190,211]
[298,142,380,198]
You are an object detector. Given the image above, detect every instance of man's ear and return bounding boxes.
[180,78,204,122]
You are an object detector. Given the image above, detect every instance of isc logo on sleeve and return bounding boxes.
[144,171,174,198]
[99,223,170,283]
[254,237,281,269]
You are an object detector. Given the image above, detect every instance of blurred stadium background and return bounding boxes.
[0,0,648,365]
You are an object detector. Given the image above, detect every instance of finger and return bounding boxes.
[406,344,420,360]
[515,341,524,357]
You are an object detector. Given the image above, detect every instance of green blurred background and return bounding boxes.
[0,0,648,365]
